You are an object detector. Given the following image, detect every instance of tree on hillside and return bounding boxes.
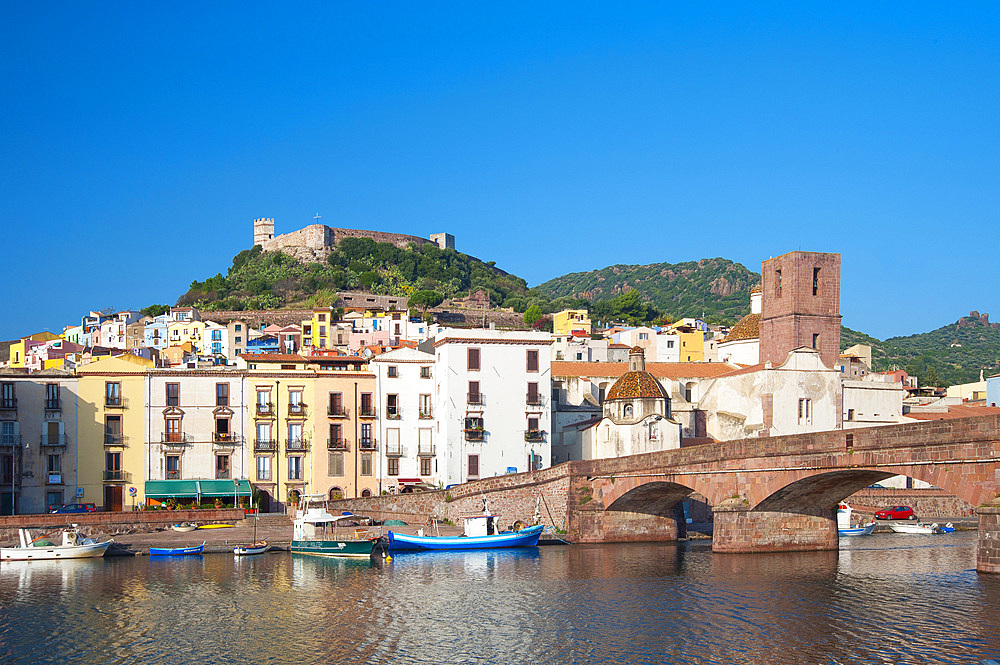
[523,304,543,326]
[410,290,444,312]
[591,290,661,326]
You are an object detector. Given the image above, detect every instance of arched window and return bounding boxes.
[329,486,344,501]
[623,404,634,417]
[361,489,372,498]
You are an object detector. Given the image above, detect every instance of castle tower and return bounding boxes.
[253,218,275,246]
[759,251,841,368]
[429,232,455,251]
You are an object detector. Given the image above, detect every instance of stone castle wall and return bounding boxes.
[258,224,439,263]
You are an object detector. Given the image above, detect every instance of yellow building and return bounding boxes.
[76,355,148,510]
[166,320,206,354]
[670,324,705,363]
[301,308,333,350]
[8,332,63,368]
[553,309,592,336]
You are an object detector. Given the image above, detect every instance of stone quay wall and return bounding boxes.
[0,509,245,545]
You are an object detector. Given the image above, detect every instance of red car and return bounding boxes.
[874,505,916,520]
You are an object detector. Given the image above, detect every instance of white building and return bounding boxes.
[551,333,609,362]
[433,328,552,484]
[717,289,761,366]
[654,332,681,363]
[371,347,439,491]
[843,378,905,428]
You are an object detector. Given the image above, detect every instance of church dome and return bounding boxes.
[723,313,760,343]
[606,370,667,401]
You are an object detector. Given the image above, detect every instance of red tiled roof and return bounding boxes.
[551,361,739,380]
[606,371,667,400]
[238,354,309,362]
[723,313,760,342]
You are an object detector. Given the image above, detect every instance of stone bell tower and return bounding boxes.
[253,217,275,246]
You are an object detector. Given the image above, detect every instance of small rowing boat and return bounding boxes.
[171,523,197,533]
[149,541,205,556]
[233,541,268,556]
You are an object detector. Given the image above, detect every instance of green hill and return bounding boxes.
[534,257,760,324]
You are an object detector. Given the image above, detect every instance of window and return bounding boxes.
[380,457,397,476]
[812,334,819,349]
[360,423,373,447]
[212,329,222,341]
[215,417,230,440]
[105,415,122,444]
[798,398,812,425]
[639,333,648,340]
[216,383,229,406]
[468,454,480,478]
[468,381,481,404]
[328,451,344,476]
[105,382,121,406]
[361,452,373,476]
[105,451,122,480]
[256,422,271,446]
[288,456,303,480]
[387,394,399,418]
[526,349,539,372]
[419,394,432,418]
[166,383,179,407]
[329,423,343,448]
[420,457,432,476]
[847,408,855,421]
[235,324,242,332]
[813,267,820,296]
[289,390,304,415]
[318,313,326,322]
[287,422,303,447]
[360,392,374,416]
[256,456,270,481]
[623,404,633,417]
[47,454,61,474]
[467,348,480,371]
[329,392,344,416]
[775,269,782,297]
[387,366,398,378]
[45,384,60,409]
[667,340,675,348]
[164,417,181,442]
[165,454,180,479]
[527,382,540,405]
[216,455,230,479]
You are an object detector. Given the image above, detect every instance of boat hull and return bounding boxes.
[234,541,268,556]
[149,542,206,556]
[290,539,376,558]
[888,523,936,534]
[386,525,544,551]
[1,540,111,561]
[839,523,877,536]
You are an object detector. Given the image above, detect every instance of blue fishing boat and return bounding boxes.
[149,541,205,556]
[386,505,544,552]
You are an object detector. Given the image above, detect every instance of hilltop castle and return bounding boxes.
[252,217,455,263]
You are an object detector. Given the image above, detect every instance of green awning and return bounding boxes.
[199,479,252,497]
[145,480,200,498]
[144,479,252,498]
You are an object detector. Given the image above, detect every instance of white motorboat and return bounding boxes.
[1,528,112,561]
[888,522,949,534]
[837,503,876,536]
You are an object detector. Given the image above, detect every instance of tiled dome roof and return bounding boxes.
[750,285,763,294]
[724,313,760,342]
[606,370,667,400]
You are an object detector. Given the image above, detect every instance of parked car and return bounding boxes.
[874,505,916,520]
[50,503,98,514]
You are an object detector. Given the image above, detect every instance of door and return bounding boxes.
[104,485,123,512]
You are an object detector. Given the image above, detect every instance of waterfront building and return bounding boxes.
[372,347,438,492]
[433,328,552,484]
[76,355,149,511]
[310,354,377,500]
[0,369,78,515]
[143,369,251,508]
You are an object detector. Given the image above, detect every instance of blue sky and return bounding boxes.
[2,3,998,341]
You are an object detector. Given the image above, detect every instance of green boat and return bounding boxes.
[290,496,378,558]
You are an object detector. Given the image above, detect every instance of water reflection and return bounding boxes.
[0,533,997,664]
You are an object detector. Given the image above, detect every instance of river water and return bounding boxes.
[1,531,998,665]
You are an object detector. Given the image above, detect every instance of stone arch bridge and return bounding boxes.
[331,415,1000,574]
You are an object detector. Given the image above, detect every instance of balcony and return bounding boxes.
[418,410,433,420]
[255,402,275,417]
[160,433,190,447]
[384,445,403,458]
[216,470,231,480]
[44,399,61,412]
[358,406,377,419]
[103,470,131,483]
[327,406,349,418]
[467,392,484,405]
[213,433,242,447]
[0,398,17,414]
[327,437,348,451]
[105,396,127,409]
[385,408,401,420]
[358,438,377,451]
[287,403,308,417]
[464,429,485,442]
[526,392,543,407]
[0,434,22,447]
[166,470,180,480]
[104,434,129,448]
[286,437,310,452]
[417,445,436,457]
[254,439,277,453]
[524,430,545,442]
[41,434,68,447]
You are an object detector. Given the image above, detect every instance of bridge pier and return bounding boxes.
[977,499,1000,574]
[571,507,681,543]
[712,499,839,553]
